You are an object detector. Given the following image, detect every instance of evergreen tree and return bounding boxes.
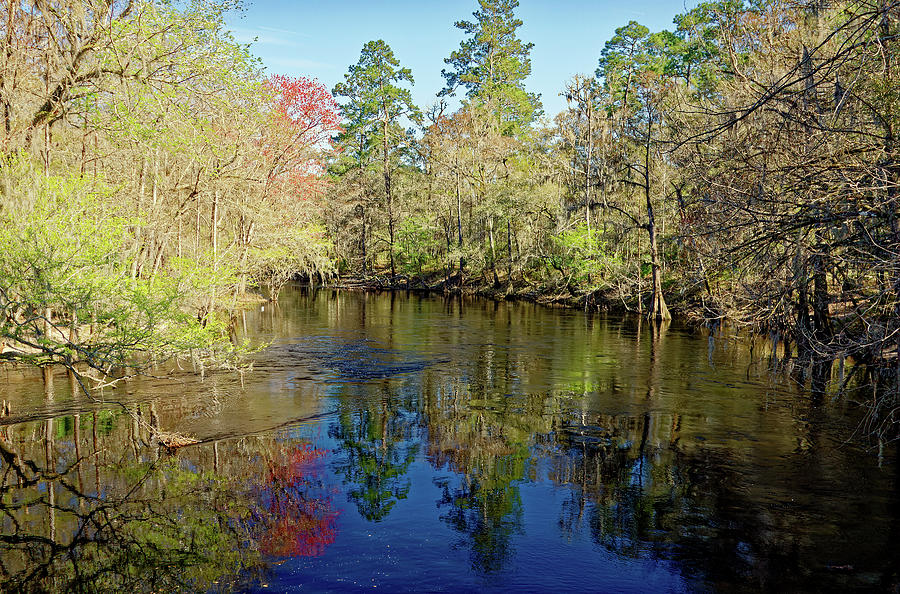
[441,0,541,133]
[333,40,420,279]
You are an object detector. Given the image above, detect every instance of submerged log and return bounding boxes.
[155,431,200,451]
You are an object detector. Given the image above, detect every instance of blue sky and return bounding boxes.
[226,0,699,119]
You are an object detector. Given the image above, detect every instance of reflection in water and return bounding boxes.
[1,287,899,592]
[0,379,337,592]
[426,374,530,574]
[256,442,338,557]
[329,385,420,521]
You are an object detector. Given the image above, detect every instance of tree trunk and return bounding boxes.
[647,215,669,321]
[456,168,464,275]
[506,219,513,290]
[211,190,218,263]
[1,1,11,137]
[585,85,593,232]
[811,247,832,346]
[644,118,670,321]
[383,118,395,280]
[488,216,500,287]
[796,281,812,358]
[361,214,368,274]
[209,190,219,311]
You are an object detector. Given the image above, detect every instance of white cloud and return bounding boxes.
[229,27,303,48]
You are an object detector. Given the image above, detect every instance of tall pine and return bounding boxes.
[441,0,541,134]
[333,40,420,279]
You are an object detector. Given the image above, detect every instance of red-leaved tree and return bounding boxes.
[262,75,342,202]
[243,75,343,297]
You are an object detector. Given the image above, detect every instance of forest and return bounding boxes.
[0,0,898,434]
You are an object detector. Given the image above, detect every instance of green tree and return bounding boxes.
[671,1,742,93]
[333,40,420,280]
[0,157,233,374]
[0,0,338,382]
[441,0,541,133]
[596,21,676,320]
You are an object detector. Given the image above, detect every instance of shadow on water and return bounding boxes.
[1,286,899,592]
[271,336,450,382]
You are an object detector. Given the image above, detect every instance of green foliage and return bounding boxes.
[396,217,440,275]
[248,224,335,296]
[671,0,742,92]
[548,223,618,289]
[2,454,263,592]
[331,40,421,277]
[0,156,232,371]
[442,0,542,133]
[596,21,652,111]
[0,0,345,377]
[332,39,421,165]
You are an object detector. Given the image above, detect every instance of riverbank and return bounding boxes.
[328,269,718,324]
[325,273,898,400]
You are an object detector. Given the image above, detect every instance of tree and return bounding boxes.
[563,75,603,232]
[0,0,342,381]
[0,159,231,373]
[679,0,900,378]
[420,107,474,278]
[246,75,341,299]
[596,21,675,321]
[441,0,541,134]
[332,40,420,280]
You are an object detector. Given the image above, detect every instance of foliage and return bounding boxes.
[0,0,339,376]
[332,40,420,158]
[0,427,341,592]
[257,443,339,557]
[396,217,440,275]
[249,224,334,297]
[547,223,618,290]
[329,400,420,522]
[1,0,898,433]
[331,40,421,278]
[441,0,542,133]
[0,157,231,371]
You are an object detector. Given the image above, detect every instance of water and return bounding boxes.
[1,286,897,592]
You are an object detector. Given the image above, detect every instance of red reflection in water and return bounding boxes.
[258,443,339,558]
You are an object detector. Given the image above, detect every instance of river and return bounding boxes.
[0,286,897,592]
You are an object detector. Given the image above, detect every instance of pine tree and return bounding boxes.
[441,0,541,134]
[333,40,420,279]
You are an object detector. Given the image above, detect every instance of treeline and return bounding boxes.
[325,0,900,418]
[0,1,339,375]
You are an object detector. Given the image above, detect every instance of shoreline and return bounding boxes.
[325,272,715,326]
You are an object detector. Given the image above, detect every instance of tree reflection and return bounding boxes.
[329,385,420,521]
[256,442,339,557]
[0,440,262,592]
[544,408,900,591]
[0,409,338,592]
[424,353,536,574]
[4,290,900,591]
[434,466,525,574]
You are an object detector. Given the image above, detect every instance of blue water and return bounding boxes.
[254,425,693,593]
[2,287,898,593]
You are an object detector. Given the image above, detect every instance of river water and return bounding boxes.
[0,286,897,592]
